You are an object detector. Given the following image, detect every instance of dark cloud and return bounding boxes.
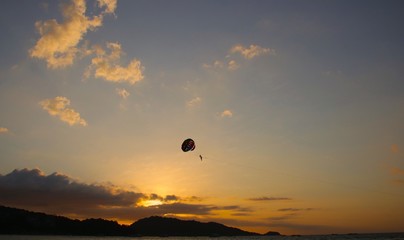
[267,214,297,221]
[0,168,144,209]
[248,196,292,201]
[69,203,218,221]
[156,203,253,216]
[164,194,180,202]
[0,168,255,223]
[278,208,315,212]
[184,196,204,202]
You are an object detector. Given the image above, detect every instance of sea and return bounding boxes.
[1,234,404,240]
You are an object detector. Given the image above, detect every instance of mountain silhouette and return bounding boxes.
[0,205,128,236]
[0,205,280,236]
[130,215,259,236]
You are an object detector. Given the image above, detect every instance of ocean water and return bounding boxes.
[1,234,404,240]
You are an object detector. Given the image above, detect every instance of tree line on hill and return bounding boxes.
[0,205,281,236]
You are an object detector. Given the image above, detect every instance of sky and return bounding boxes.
[1,0,404,236]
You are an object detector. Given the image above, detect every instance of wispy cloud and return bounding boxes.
[0,127,9,134]
[278,208,315,212]
[116,88,130,99]
[230,44,273,59]
[29,0,116,69]
[203,59,239,71]
[39,96,87,126]
[248,197,292,201]
[187,97,202,108]
[227,60,240,71]
[221,110,233,118]
[202,60,225,70]
[203,43,273,72]
[85,42,145,84]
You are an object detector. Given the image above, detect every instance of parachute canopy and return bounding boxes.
[181,138,195,152]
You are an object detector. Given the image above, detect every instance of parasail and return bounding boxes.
[181,138,195,152]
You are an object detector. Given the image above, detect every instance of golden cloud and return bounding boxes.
[221,110,233,118]
[0,127,9,134]
[231,44,272,59]
[86,42,145,84]
[97,0,117,14]
[39,96,87,126]
[29,0,116,69]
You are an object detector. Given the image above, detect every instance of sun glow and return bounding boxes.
[141,199,164,207]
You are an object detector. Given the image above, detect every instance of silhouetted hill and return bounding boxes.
[130,216,259,236]
[0,205,271,236]
[265,230,281,236]
[0,205,128,236]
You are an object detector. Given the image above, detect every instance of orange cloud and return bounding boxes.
[248,197,291,201]
[40,96,87,126]
[29,0,116,69]
[221,110,233,118]
[85,42,145,84]
[98,0,117,14]
[0,127,9,134]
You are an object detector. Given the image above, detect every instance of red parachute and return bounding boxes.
[181,138,195,152]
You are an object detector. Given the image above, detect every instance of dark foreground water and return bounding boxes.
[1,234,404,240]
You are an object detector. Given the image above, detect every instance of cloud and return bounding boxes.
[230,44,272,59]
[0,127,9,134]
[203,60,239,71]
[116,88,130,99]
[85,42,145,84]
[0,168,144,209]
[97,0,118,15]
[248,197,292,201]
[0,168,254,223]
[202,60,224,70]
[267,214,297,221]
[227,60,240,71]
[221,110,233,118]
[39,96,87,126]
[187,97,202,108]
[29,0,116,69]
[278,208,315,212]
[203,43,272,73]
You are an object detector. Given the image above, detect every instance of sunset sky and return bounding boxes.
[1,0,404,235]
